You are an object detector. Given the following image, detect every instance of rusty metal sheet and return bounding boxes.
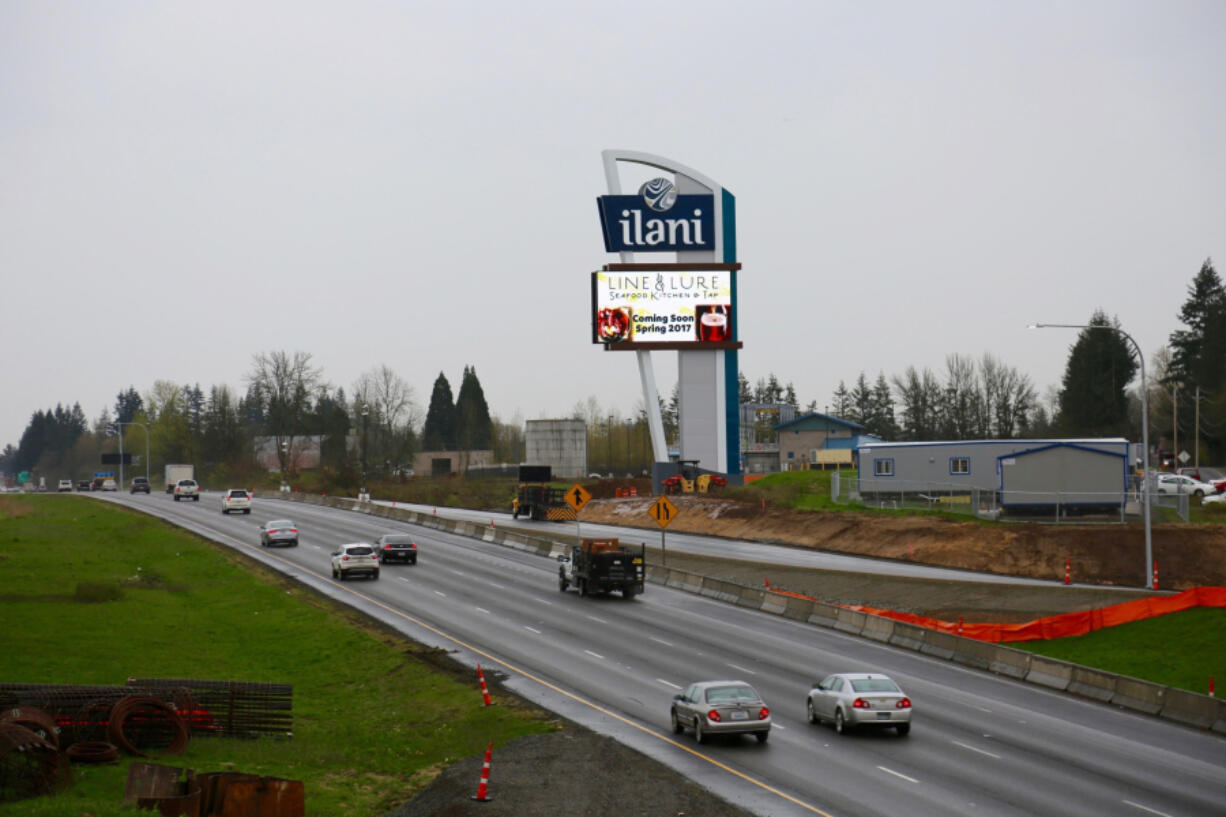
[199,772,305,817]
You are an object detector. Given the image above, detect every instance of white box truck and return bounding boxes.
[164,464,194,494]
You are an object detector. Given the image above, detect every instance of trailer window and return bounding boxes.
[950,457,970,475]
[874,458,894,477]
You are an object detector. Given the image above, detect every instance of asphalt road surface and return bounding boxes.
[98,491,1226,817]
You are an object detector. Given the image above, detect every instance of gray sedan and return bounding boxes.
[806,672,912,736]
[259,519,299,548]
[670,680,771,744]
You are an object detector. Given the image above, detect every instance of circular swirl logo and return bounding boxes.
[639,178,678,212]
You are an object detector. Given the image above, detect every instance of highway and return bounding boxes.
[99,491,1226,817]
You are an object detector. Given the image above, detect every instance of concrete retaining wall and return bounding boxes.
[258,491,1226,734]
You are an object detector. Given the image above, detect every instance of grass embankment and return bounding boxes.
[1013,608,1226,696]
[0,495,554,817]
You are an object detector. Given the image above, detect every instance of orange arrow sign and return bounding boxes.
[648,495,678,528]
[565,483,592,513]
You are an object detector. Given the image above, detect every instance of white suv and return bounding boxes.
[173,479,200,502]
[221,489,252,514]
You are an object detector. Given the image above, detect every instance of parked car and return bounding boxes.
[221,488,252,514]
[259,519,299,547]
[1155,473,1216,498]
[375,534,418,564]
[806,672,912,736]
[57,479,73,492]
[670,680,771,744]
[330,543,379,581]
[1176,467,1226,494]
[101,478,117,492]
[130,476,151,494]
[1202,492,1226,507]
[173,479,200,502]
[76,480,92,492]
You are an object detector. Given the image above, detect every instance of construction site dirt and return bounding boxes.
[388,497,1225,816]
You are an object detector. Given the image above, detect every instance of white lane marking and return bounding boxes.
[433,590,447,598]
[476,607,490,614]
[972,705,992,713]
[1123,801,1174,817]
[536,598,554,606]
[657,679,683,690]
[488,582,506,589]
[727,663,756,675]
[772,724,786,730]
[451,569,465,575]
[649,636,674,647]
[525,626,542,634]
[584,650,604,659]
[586,615,608,624]
[953,740,1001,759]
[399,577,411,584]
[877,766,919,784]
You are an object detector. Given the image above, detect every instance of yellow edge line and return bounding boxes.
[167,507,838,817]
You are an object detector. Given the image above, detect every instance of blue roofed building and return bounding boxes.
[773,412,883,471]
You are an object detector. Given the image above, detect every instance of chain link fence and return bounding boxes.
[830,473,1191,523]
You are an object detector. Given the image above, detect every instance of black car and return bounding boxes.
[76,480,92,492]
[375,534,418,564]
[130,477,151,494]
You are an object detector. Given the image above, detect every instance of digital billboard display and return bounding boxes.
[591,268,734,346]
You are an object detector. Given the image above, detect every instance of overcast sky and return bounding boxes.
[3,0,1224,449]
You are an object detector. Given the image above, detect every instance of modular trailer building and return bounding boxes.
[855,439,1135,512]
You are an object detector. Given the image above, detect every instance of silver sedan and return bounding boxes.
[670,680,771,744]
[807,672,912,736]
[259,519,299,548]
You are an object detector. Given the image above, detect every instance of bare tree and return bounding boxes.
[247,351,321,478]
[354,365,419,473]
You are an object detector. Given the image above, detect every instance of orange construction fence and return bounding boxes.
[770,585,1226,644]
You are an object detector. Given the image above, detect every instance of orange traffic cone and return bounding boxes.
[477,664,494,707]
[1064,558,1070,585]
[471,742,493,802]
[1152,561,1159,590]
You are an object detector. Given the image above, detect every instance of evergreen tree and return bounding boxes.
[115,387,144,425]
[1168,258,1226,391]
[891,366,941,441]
[737,372,752,404]
[1055,311,1138,437]
[848,373,872,426]
[784,382,799,409]
[421,372,457,451]
[455,365,493,451]
[869,373,898,439]
[830,381,851,418]
[1166,259,1226,460]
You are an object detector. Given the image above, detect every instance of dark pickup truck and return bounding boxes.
[374,534,418,565]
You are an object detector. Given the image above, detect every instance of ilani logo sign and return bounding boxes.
[597,178,715,253]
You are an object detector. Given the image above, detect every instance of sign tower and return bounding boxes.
[594,150,741,481]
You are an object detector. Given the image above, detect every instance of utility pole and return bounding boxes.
[1172,385,1177,469]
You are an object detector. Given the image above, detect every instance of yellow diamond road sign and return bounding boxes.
[565,484,592,513]
[648,495,678,528]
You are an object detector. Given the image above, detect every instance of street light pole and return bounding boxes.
[111,421,151,488]
[1029,322,1151,588]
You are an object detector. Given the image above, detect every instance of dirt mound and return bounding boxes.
[581,495,1226,590]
